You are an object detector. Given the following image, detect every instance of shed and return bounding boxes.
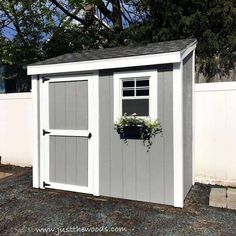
[27,38,197,207]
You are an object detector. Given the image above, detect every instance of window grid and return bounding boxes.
[121,77,150,117]
[121,77,150,98]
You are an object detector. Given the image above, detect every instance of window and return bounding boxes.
[114,70,158,120]
[122,78,149,116]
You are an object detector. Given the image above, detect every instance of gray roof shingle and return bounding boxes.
[31,38,196,66]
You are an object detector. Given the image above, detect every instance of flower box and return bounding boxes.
[114,114,162,150]
[118,125,145,139]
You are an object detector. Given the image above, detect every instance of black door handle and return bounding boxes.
[88,132,92,139]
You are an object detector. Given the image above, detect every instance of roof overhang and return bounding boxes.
[27,41,197,76]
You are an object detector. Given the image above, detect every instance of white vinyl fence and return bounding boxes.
[1,85,236,187]
[194,82,236,187]
[0,93,32,166]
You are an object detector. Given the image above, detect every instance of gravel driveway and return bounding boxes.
[0,165,236,235]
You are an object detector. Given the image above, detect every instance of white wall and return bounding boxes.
[0,93,32,167]
[194,82,236,187]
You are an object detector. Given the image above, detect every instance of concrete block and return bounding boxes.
[227,188,236,210]
[209,188,227,208]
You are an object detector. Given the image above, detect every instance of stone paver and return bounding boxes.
[227,188,236,210]
[209,188,227,208]
[0,172,12,179]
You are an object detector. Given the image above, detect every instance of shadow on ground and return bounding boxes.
[0,165,236,235]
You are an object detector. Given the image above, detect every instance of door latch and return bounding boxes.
[88,132,92,139]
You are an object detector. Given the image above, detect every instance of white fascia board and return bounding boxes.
[180,40,197,60]
[27,51,181,75]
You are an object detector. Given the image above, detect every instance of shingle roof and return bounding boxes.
[31,38,196,66]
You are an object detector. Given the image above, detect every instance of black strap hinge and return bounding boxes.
[42,77,50,83]
[43,181,51,188]
[43,129,51,136]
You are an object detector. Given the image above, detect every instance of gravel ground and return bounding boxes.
[0,165,236,236]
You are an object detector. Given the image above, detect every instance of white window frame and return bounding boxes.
[114,70,158,121]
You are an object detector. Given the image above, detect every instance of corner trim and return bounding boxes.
[93,72,100,196]
[32,75,40,188]
[192,50,196,185]
[173,62,184,207]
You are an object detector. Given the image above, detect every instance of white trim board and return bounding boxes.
[48,130,90,137]
[32,75,40,188]
[180,41,197,60]
[173,62,184,208]
[92,72,99,196]
[192,50,195,185]
[39,75,46,189]
[28,52,181,76]
[45,182,92,194]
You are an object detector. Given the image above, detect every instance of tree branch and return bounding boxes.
[49,0,85,24]
[110,0,123,30]
[1,4,28,46]
[96,0,113,19]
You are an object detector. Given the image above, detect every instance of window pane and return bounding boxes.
[136,89,149,96]
[122,99,149,116]
[136,80,149,87]
[123,80,134,88]
[123,89,134,96]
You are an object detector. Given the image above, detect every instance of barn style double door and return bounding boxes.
[40,74,98,194]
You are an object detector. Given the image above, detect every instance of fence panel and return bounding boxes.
[0,93,32,166]
[194,82,236,186]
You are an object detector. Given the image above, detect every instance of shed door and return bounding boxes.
[41,75,96,194]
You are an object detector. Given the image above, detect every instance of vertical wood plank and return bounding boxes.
[136,140,150,202]
[150,69,165,203]
[163,67,174,205]
[65,82,77,129]
[55,136,66,184]
[76,137,88,186]
[49,83,55,129]
[99,74,111,195]
[76,81,88,130]
[49,136,56,182]
[54,83,66,129]
[65,136,77,185]
[110,74,123,198]
[123,141,136,200]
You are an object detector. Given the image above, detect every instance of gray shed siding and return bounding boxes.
[183,52,193,198]
[49,136,88,186]
[99,65,174,205]
[49,80,88,130]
